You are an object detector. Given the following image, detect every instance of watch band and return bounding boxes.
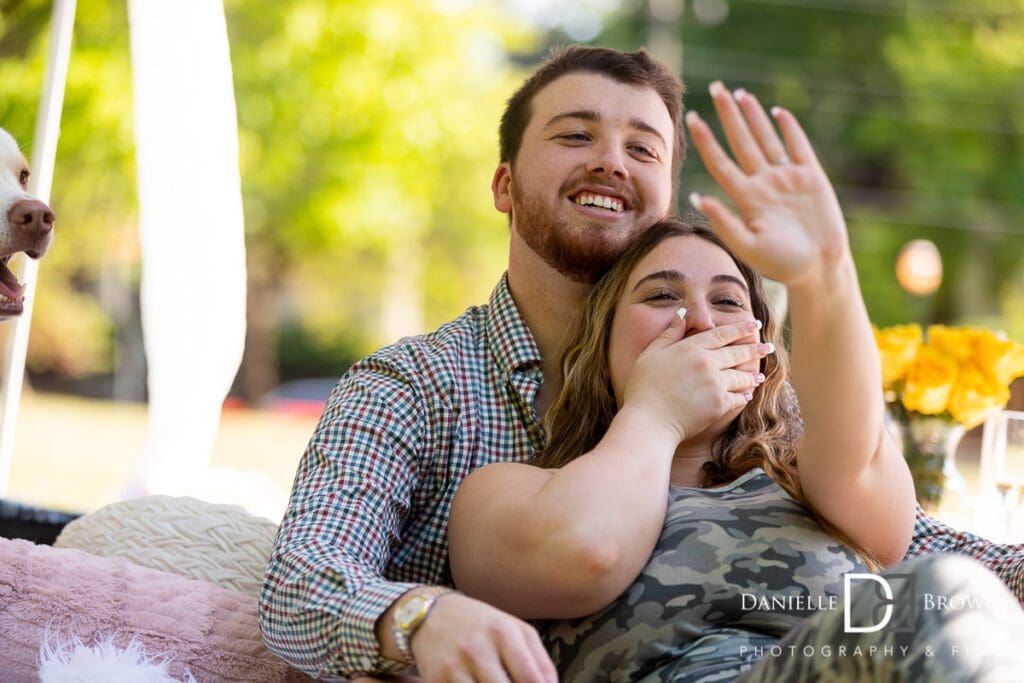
[391,586,457,665]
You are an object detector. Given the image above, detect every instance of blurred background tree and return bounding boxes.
[1,0,132,390]
[1,0,1022,406]
[587,0,1024,334]
[226,0,533,399]
[1,0,534,402]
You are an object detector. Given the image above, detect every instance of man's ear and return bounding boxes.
[492,163,512,215]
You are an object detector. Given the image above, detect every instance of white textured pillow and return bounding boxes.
[54,495,278,596]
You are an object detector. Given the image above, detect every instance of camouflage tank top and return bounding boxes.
[541,467,867,682]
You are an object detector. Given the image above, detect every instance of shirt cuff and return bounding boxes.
[329,578,421,676]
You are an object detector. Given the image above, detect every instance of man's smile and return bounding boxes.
[573,192,624,213]
[566,183,634,220]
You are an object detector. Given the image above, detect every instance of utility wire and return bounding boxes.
[682,45,1024,109]
[681,66,1024,138]
[684,170,1024,235]
[666,2,1024,234]
[735,0,1024,21]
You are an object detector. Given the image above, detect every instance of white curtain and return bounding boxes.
[126,0,247,497]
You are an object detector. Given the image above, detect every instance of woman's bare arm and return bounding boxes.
[448,318,766,618]
[687,82,915,566]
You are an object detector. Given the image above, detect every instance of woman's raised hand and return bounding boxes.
[686,81,850,288]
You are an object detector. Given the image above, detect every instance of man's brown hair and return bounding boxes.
[499,45,686,179]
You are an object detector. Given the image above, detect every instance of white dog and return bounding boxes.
[0,127,55,319]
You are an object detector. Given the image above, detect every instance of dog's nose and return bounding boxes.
[8,198,55,237]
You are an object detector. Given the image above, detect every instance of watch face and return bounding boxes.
[396,595,428,629]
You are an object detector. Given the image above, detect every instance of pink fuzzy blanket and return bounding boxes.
[0,538,310,682]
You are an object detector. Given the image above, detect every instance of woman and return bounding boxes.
[447,83,1024,681]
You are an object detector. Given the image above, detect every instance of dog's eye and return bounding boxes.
[19,169,29,187]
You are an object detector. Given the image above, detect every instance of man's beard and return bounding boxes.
[511,177,649,285]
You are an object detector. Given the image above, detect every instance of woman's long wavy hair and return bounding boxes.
[533,217,879,570]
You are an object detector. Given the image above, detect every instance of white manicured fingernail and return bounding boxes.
[676,307,687,321]
[685,110,700,126]
[688,191,702,209]
[733,88,747,101]
[709,80,725,96]
[771,106,783,118]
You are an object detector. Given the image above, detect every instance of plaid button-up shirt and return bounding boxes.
[261,275,546,679]
[261,274,1024,680]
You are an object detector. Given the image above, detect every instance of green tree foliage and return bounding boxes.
[225,0,534,396]
[1,0,133,378]
[881,2,1024,335]
[595,0,1024,334]
[1,0,536,397]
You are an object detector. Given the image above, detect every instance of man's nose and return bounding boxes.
[585,141,628,179]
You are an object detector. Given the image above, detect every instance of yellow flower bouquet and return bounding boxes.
[874,324,1024,508]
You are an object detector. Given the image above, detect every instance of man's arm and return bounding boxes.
[260,355,556,682]
[260,359,426,679]
[907,507,1024,604]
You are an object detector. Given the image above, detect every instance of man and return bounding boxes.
[261,45,1023,681]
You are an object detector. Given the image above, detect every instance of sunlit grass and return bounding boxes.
[6,391,318,519]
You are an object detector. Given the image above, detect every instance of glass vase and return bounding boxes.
[903,415,967,520]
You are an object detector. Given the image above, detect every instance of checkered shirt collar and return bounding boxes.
[486,273,543,378]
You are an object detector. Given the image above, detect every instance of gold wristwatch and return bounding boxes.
[391,586,456,664]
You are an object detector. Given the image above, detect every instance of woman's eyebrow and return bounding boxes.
[631,270,749,295]
[631,270,684,292]
[712,274,749,295]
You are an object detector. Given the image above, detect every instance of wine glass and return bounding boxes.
[978,410,1024,541]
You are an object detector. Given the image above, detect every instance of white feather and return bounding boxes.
[38,631,196,683]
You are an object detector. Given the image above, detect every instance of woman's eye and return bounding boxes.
[716,298,744,308]
[630,145,655,158]
[645,290,678,302]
